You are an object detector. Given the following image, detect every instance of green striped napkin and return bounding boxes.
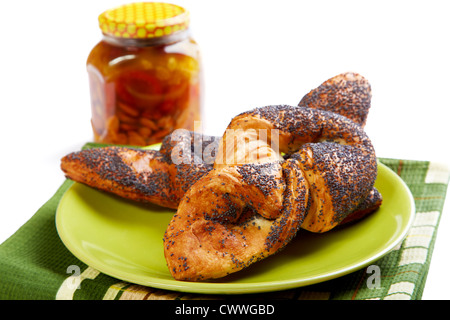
[0,144,448,300]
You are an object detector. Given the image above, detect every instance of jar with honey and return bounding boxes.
[87,2,203,146]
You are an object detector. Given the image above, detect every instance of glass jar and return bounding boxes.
[87,2,203,146]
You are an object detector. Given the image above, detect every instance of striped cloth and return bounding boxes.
[0,151,448,300]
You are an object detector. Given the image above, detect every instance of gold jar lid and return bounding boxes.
[98,2,190,39]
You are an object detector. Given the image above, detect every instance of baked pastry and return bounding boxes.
[60,72,382,281]
[164,159,309,280]
[298,71,381,224]
[339,188,383,226]
[60,132,219,209]
[299,72,372,127]
[164,105,378,280]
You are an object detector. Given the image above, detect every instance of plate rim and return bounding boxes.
[55,161,415,295]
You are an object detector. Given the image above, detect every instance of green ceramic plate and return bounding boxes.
[55,161,414,294]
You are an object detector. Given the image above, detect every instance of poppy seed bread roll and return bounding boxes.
[164,105,377,280]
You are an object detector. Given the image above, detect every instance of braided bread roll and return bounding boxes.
[60,72,380,281]
[164,105,378,281]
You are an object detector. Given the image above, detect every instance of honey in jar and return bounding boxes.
[87,2,203,146]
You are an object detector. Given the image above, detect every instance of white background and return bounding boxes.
[0,0,449,299]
